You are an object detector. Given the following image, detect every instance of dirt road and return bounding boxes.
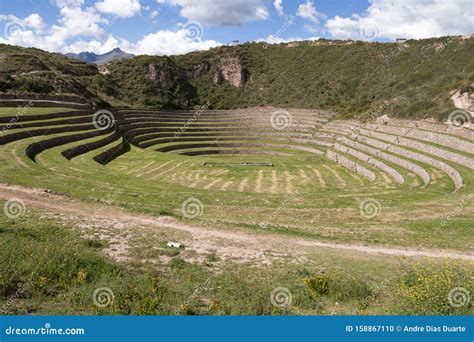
[0,183,472,262]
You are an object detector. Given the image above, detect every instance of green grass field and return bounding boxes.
[0,106,472,315]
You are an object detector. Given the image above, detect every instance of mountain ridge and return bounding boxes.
[65,48,135,65]
[0,36,473,121]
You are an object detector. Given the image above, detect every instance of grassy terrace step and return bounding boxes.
[137,136,332,149]
[122,114,328,123]
[127,130,314,140]
[0,123,99,145]
[122,126,313,135]
[0,107,79,118]
[154,142,324,155]
[120,121,319,130]
[94,140,131,165]
[326,150,376,182]
[0,113,95,129]
[364,123,474,154]
[334,143,405,184]
[62,130,122,160]
[377,117,474,141]
[351,133,463,191]
[177,150,294,157]
[337,136,431,187]
[0,106,473,257]
[121,116,330,125]
[122,115,329,124]
[26,128,113,162]
[359,127,474,170]
[0,110,90,124]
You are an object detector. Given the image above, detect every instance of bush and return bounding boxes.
[389,261,473,315]
[0,219,162,315]
[304,271,374,302]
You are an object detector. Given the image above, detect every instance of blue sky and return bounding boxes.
[0,0,472,55]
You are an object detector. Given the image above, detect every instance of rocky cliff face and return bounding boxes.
[214,57,248,87]
[146,63,175,88]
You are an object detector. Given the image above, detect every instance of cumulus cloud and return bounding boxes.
[64,35,126,54]
[325,0,474,41]
[0,13,46,33]
[258,34,319,44]
[0,0,220,56]
[296,1,326,24]
[0,0,221,57]
[274,0,284,16]
[0,0,108,52]
[54,4,106,38]
[132,29,221,55]
[166,0,270,25]
[95,0,142,17]
[53,0,84,8]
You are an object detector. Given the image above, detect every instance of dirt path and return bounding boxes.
[0,183,472,262]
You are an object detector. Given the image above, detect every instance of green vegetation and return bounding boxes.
[391,261,473,315]
[0,107,76,117]
[1,213,471,315]
[0,33,473,317]
[2,36,473,120]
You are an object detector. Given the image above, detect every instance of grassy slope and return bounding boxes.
[0,44,106,107]
[103,37,474,120]
[0,107,472,315]
[1,209,471,315]
[1,36,473,120]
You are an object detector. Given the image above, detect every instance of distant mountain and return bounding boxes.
[65,48,134,65]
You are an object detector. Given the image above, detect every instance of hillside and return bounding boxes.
[0,44,106,107]
[1,36,473,120]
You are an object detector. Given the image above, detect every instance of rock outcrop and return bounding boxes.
[146,63,175,88]
[214,57,248,87]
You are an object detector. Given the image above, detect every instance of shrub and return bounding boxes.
[389,261,473,315]
[304,271,374,302]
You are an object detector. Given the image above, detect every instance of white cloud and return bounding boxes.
[166,0,270,25]
[64,35,125,54]
[132,29,221,55]
[23,14,47,32]
[0,1,108,52]
[0,13,46,33]
[150,10,159,19]
[53,0,85,8]
[95,0,141,17]
[326,0,474,41]
[296,1,326,24]
[274,0,284,16]
[54,5,106,38]
[255,6,269,20]
[258,34,319,44]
